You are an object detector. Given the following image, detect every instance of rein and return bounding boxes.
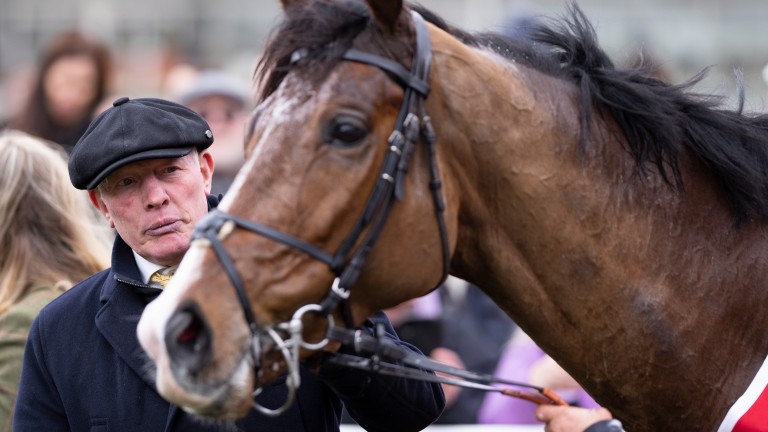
[191,11,565,417]
[322,322,569,407]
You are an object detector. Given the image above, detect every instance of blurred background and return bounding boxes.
[2,1,766,427]
[1,0,768,120]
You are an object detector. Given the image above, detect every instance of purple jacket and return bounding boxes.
[478,333,599,424]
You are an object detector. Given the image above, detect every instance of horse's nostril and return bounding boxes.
[165,304,212,374]
[176,314,202,345]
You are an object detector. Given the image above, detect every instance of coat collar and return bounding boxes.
[95,235,161,390]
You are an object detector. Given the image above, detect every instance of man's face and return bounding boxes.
[186,95,246,173]
[89,151,214,266]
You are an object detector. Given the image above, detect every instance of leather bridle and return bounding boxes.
[191,10,452,415]
[190,10,568,417]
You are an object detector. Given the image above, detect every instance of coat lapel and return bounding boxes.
[95,276,161,391]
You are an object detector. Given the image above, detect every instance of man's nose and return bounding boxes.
[144,178,170,208]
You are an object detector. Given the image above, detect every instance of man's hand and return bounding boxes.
[535,405,613,432]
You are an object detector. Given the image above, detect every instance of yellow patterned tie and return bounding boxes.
[149,267,176,288]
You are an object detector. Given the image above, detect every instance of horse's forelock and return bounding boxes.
[256,0,422,103]
[256,1,369,101]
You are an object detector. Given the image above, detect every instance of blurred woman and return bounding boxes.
[0,130,111,429]
[9,31,112,153]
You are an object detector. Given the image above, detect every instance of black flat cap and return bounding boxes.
[69,97,214,190]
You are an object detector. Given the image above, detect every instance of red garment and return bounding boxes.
[719,356,768,432]
[733,384,768,432]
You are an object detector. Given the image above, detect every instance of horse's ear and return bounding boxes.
[279,0,308,10]
[365,0,403,33]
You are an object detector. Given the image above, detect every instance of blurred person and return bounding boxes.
[13,97,445,431]
[382,277,516,424]
[161,63,200,102]
[437,279,516,423]
[384,292,465,411]
[0,68,34,127]
[178,69,251,196]
[478,330,600,424]
[0,130,111,430]
[9,30,112,153]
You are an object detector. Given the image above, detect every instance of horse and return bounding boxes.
[136,0,768,430]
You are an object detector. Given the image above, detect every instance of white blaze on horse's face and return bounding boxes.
[136,77,324,417]
[137,243,255,418]
[220,77,315,212]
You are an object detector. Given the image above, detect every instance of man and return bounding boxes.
[13,97,445,431]
[176,69,250,196]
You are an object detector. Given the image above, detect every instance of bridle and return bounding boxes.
[193,10,450,415]
[192,10,565,417]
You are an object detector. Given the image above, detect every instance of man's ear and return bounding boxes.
[88,189,100,209]
[88,189,115,228]
[199,150,215,195]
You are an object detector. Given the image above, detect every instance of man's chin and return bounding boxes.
[143,238,190,265]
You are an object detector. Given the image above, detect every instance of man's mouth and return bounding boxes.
[146,219,183,236]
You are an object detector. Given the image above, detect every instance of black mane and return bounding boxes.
[256,1,366,101]
[257,2,768,223]
[526,5,768,224]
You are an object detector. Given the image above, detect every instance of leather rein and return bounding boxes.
[191,11,566,417]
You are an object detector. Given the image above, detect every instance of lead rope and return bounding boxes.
[239,293,568,418]
[323,323,569,407]
[254,306,568,417]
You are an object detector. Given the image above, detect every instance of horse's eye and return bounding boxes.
[323,116,368,147]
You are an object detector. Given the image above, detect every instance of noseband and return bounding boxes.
[192,11,450,416]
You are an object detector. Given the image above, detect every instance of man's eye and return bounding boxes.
[164,166,179,174]
[118,178,134,187]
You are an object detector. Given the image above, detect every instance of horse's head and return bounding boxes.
[137,0,458,419]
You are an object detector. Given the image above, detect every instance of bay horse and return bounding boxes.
[137,0,768,430]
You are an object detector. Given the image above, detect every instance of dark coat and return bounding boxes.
[14,234,444,432]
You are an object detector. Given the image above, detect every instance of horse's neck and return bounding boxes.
[428,28,768,431]
[428,30,622,302]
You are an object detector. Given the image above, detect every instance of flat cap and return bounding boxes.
[69,97,214,190]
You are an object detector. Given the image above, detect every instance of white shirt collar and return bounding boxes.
[133,251,165,285]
